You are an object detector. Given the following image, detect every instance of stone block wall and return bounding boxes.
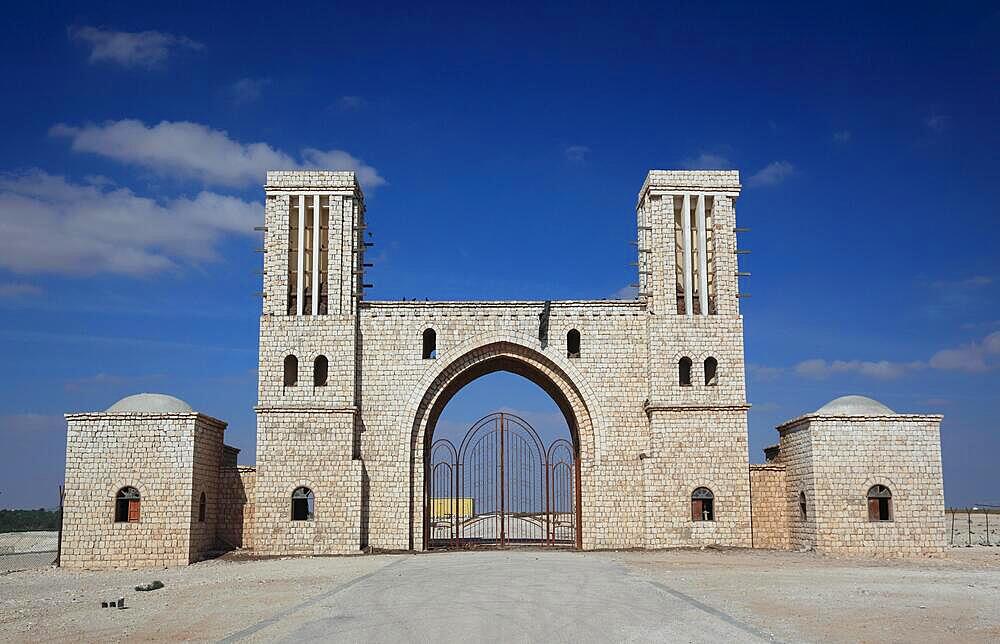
[253,411,362,555]
[61,413,215,569]
[777,423,817,550]
[218,466,256,549]
[749,464,790,549]
[643,408,752,547]
[357,301,653,550]
[809,416,946,556]
[189,416,226,561]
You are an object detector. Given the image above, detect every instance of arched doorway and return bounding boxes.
[407,340,594,550]
[428,411,577,548]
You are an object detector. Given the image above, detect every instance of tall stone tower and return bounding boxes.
[255,171,366,554]
[635,171,752,547]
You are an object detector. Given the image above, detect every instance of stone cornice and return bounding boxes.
[64,412,228,429]
[776,413,945,432]
[644,403,751,416]
[254,406,359,414]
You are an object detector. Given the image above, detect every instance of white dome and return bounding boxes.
[816,395,895,416]
[106,393,193,413]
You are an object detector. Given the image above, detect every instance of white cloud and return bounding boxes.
[746,161,794,187]
[930,275,992,289]
[611,284,638,299]
[565,145,590,163]
[0,283,42,298]
[747,363,784,382]
[794,358,924,380]
[929,331,1000,372]
[338,95,366,111]
[682,152,732,170]
[68,25,203,69]
[833,130,852,143]
[0,170,259,276]
[228,78,270,105]
[51,119,386,189]
[924,113,950,132]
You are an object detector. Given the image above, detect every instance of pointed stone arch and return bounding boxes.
[400,332,605,549]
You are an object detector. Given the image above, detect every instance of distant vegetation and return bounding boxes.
[0,509,60,532]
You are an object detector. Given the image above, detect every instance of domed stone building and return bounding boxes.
[751,395,946,556]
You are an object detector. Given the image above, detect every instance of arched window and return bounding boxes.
[799,491,808,520]
[291,487,314,521]
[114,486,141,523]
[283,355,298,387]
[198,492,207,523]
[704,357,718,386]
[867,485,893,522]
[691,487,714,521]
[567,329,581,358]
[422,328,437,359]
[679,357,693,386]
[313,355,328,387]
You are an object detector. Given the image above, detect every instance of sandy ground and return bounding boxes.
[0,547,998,643]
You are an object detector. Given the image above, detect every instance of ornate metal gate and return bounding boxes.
[427,412,578,548]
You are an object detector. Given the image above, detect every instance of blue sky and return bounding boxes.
[0,2,997,509]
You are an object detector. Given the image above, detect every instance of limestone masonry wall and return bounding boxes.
[750,464,790,550]
[61,413,210,569]
[218,466,256,550]
[809,415,946,556]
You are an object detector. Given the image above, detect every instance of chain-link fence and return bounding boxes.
[947,506,999,547]
[0,530,58,572]
[0,486,63,572]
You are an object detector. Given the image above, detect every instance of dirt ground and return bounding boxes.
[611,547,1000,643]
[1,547,998,642]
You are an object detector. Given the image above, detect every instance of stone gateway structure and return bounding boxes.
[60,170,947,568]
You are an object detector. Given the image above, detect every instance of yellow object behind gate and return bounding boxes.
[430,497,474,518]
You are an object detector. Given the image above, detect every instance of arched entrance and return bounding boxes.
[406,339,597,550]
[428,411,577,548]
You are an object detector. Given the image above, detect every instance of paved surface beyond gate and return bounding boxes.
[226,550,771,642]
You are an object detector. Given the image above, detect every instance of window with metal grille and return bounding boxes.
[567,329,581,358]
[422,329,437,359]
[679,357,693,386]
[313,355,328,387]
[283,355,298,387]
[291,487,314,521]
[704,357,718,386]
[867,485,892,522]
[198,492,207,523]
[114,487,140,523]
[691,487,715,521]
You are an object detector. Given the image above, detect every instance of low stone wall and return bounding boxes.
[218,466,256,550]
[750,464,790,550]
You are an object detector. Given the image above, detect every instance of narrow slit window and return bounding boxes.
[287,198,299,315]
[283,355,298,387]
[567,329,581,358]
[114,487,140,523]
[679,357,693,386]
[422,329,437,359]
[314,355,328,387]
[867,485,892,522]
[799,491,808,520]
[691,487,714,521]
[704,357,718,386]
[198,492,207,523]
[291,487,314,521]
